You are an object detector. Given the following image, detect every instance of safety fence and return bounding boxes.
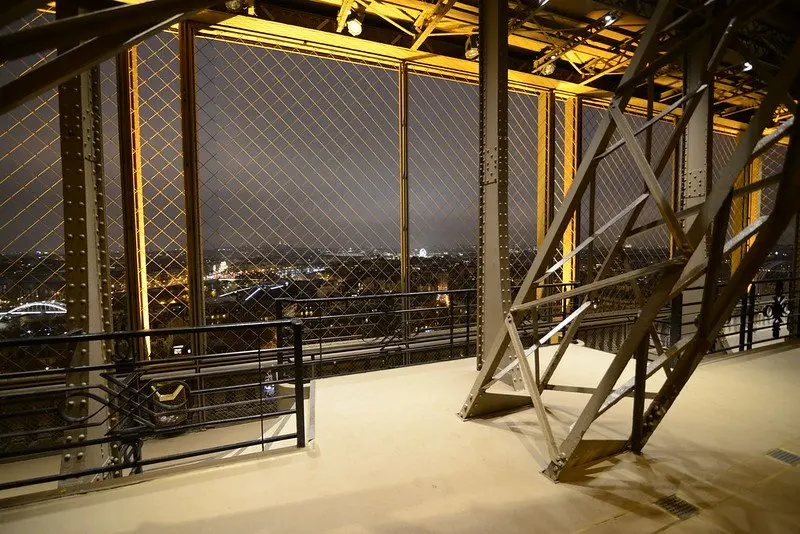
[0,319,305,495]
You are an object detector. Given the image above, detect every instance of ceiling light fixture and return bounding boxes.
[603,13,617,26]
[541,63,556,76]
[346,11,363,37]
[743,61,753,72]
[465,35,479,60]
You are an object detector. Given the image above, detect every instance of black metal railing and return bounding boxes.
[2,276,796,497]
[0,319,306,493]
[657,276,799,355]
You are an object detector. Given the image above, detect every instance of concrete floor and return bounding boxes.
[1,342,799,533]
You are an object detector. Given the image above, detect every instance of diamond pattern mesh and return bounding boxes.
[137,33,188,333]
[508,90,538,286]
[195,36,400,350]
[408,73,478,293]
[0,12,65,335]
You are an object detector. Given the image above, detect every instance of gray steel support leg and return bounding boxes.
[680,34,714,339]
[57,2,114,485]
[476,0,511,374]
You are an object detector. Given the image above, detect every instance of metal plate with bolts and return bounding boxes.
[766,448,800,466]
[654,494,700,520]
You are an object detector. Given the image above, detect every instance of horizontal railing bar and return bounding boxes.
[0,432,298,492]
[0,319,293,349]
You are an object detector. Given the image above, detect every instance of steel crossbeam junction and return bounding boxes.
[459,0,800,481]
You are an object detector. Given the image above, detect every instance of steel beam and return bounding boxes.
[399,62,410,345]
[0,0,216,62]
[639,115,800,446]
[536,90,556,259]
[56,2,113,486]
[746,157,762,250]
[730,164,749,273]
[562,97,581,296]
[460,0,676,421]
[679,32,714,340]
[117,47,150,355]
[410,0,456,51]
[475,0,510,373]
[335,0,357,33]
[0,12,187,117]
[179,21,206,354]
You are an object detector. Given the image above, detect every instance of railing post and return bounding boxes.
[275,299,284,363]
[449,296,454,359]
[631,338,648,453]
[292,319,305,448]
[773,280,783,338]
[747,284,756,350]
[466,298,474,368]
[669,293,683,346]
[739,290,748,352]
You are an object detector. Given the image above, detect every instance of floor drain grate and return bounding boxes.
[654,494,699,520]
[767,448,800,466]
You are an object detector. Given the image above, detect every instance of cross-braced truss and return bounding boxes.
[460,0,800,481]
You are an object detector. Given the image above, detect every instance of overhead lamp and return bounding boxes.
[541,63,556,76]
[224,0,247,12]
[346,11,363,37]
[539,0,550,5]
[743,61,753,72]
[465,35,479,60]
[603,13,617,26]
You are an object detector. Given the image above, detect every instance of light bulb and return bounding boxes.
[347,17,363,37]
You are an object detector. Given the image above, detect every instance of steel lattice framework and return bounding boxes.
[460,0,800,481]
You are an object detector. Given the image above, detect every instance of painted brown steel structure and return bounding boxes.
[117,46,151,344]
[475,0,511,372]
[459,0,800,481]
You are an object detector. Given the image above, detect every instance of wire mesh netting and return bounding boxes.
[0,12,65,344]
[508,90,538,286]
[195,36,400,351]
[137,33,188,337]
[576,106,675,314]
[408,73,477,293]
[100,60,126,331]
[759,144,793,277]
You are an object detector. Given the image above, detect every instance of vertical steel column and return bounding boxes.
[730,164,750,273]
[476,0,510,370]
[680,33,714,339]
[632,78,655,452]
[746,157,762,250]
[399,62,410,346]
[179,21,206,354]
[537,90,556,260]
[562,97,581,295]
[117,46,150,356]
[57,2,114,485]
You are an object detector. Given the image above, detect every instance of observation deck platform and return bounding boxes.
[1,343,799,533]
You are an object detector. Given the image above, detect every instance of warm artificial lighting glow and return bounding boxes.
[346,12,363,37]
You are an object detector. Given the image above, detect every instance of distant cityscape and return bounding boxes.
[0,242,794,355]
